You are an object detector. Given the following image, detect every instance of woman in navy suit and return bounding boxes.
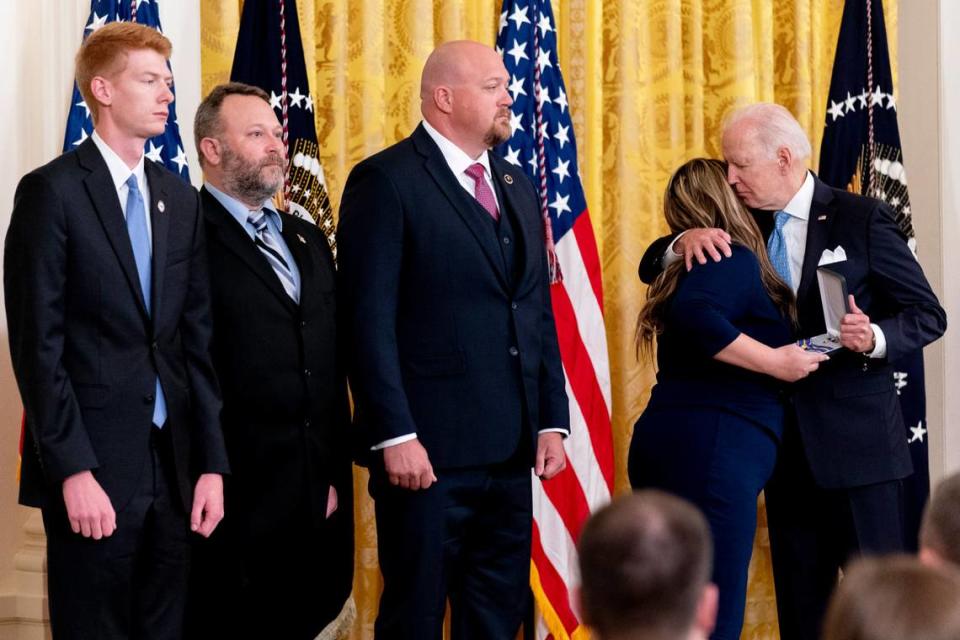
[628,159,827,640]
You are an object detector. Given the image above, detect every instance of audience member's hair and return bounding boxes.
[75,22,172,123]
[822,555,960,640]
[920,471,960,567]
[194,82,271,167]
[578,490,712,639]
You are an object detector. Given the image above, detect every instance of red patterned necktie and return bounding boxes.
[465,162,500,221]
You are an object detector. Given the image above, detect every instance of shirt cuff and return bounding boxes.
[663,232,686,268]
[867,323,887,359]
[538,427,570,438]
[371,433,418,451]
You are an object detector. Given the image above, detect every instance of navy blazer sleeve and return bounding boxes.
[337,160,419,445]
[4,172,99,482]
[667,247,759,357]
[861,204,946,362]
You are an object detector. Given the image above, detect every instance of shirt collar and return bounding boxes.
[781,171,815,222]
[421,119,493,181]
[204,182,282,232]
[91,129,145,192]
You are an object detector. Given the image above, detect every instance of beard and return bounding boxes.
[483,111,512,148]
[221,144,287,205]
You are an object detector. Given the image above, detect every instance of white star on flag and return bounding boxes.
[145,141,164,163]
[171,146,188,173]
[908,421,927,443]
[509,111,524,135]
[554,86,568,113]
[304,95,314,112]
[499,11,508,34]
[288,87,306,108]
[527,150,538,173]
[828,100,845,121]
[548,192,571,217]
[537,87,552,109]
[552,158,570,183]
[537,12,554,36]
[886,92,897,110]
[508,5,531,29]
[871,85,885,106]
[270,91,283,111]
[554,123,570,149]
[86,12,107,32]
[536,47,552,69]
[504,146,522,166]
[76,100,91,119]
[506,39,529,66]
[72,128,89,148]
[844,91,857,113]
[508,75,527,100]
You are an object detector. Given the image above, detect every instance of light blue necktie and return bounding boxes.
[248,209,299,303]
[767,210,793,289]
[125,174,167,428]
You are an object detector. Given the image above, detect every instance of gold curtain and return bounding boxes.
[198,2,898,638]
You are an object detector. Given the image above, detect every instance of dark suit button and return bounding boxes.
[503,236,511,245]
[304,368,312,377]
[144,394,155,404]
[304,419,311,428]
[509,347,519,356]
[151,341,158,351]
[511,302,518,310]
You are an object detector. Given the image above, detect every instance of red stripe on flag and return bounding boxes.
[540,457,592,542]
[571,211,604,313]
[532,519,580,634]
[550,283,614,491]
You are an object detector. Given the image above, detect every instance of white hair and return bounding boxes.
[724,103,812,160]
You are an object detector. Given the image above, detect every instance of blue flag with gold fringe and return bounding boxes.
[230,0,337,258]
[63,0,190,181]
[819,0,928,550]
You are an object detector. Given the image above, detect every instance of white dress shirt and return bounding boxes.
[91,130,152,244]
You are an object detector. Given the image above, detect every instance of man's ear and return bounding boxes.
[89,76,112,110]
[198,137,222,167]
[776,146,793,174]
[695,583,719,638]
[433,86,454,115]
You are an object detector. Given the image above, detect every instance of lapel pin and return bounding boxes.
[504,174,514,184]
[297,233,306,244]
[817,215,827,221]
[157,200,165,213]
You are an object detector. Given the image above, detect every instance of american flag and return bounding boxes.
[494,1,614,637]
[63,0,191,181]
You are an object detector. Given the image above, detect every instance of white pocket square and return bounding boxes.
[818,245,847,266]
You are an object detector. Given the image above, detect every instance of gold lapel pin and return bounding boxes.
[157,200,165,213]
[297,233,306,244]
[817,215,827,221]
[504,174,514,184]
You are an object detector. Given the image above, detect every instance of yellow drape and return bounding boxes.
[198,2,898,638]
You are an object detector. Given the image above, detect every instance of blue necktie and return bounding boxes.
[767,210,793,289]
[248,209,299,302]
[125,175,167,428]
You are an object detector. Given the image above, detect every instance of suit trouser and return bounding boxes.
[628,405,779,640]
[42,427,189,640]
[370,461,533,640]
[765,419,905,640]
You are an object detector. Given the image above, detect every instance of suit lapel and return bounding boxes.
[201,187,298,311]
[146,161,169,319]
[279,217,314,308]
[413,126,510,291]
[796,177,839,306]
[77,139,150,321]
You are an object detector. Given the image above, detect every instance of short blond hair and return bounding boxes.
[724,103,812,161]
[75,22,172,122]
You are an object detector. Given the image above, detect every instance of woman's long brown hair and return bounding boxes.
[635,158,796,360]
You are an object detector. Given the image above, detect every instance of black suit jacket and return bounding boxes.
[198,187,353,621]
[638,176,945,488]
[337,124,570,470]
[5,138,229,514]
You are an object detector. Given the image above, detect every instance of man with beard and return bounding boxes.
[337,41,569,639]
[184,83,353,639]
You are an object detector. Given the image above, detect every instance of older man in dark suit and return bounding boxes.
[638,103,946,640]
[4,23,228,640]
[338,40,570,640]
[184,82,353,640]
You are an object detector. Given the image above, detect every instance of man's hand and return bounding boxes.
[62,470,116,539]
[383,439,437,490]
[674,228,733,271]
[326,485,338,519]
[190,473,224,538]
[535,432,566,480]
[840,295,876,353]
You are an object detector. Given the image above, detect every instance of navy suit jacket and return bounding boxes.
[337,124,569,470]
[639,176,946,489]
[5,138,229,514]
